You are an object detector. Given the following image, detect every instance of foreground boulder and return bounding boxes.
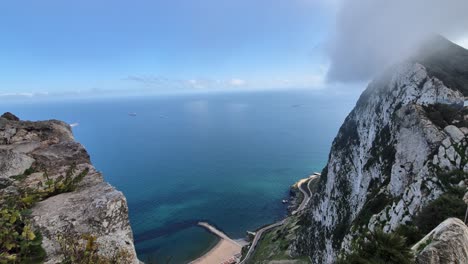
[413,218,468,264]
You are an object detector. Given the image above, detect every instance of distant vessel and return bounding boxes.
[70,122,79,127]
[128,112,137,117]
[282,199,288,204]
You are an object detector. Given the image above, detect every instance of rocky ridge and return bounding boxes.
[0,112,139,263]
[291,37,468,263]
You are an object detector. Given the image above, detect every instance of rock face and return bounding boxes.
[413,218,468,264]
[292,37,468,263]
[0,114,140,263]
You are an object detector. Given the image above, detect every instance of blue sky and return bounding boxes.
[2,0,467,99]
[0,0,339,98]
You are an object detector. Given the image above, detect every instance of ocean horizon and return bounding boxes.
[2,90,358,263]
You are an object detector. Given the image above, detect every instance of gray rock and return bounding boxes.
[32,180,138,264]
[441,138,451,148]
[460,127,468,135]
[0,114,140,263]
[444,125,465,143]
[0,149,35,179]
[413,218,468,264]
[446,146,456,162]
[1,112,19,121]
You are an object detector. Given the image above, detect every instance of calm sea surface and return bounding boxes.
[2,90,358,263]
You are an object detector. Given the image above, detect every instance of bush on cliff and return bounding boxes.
[337,229,414,264]
[0,204,45,263]
[0,165,90,263]
[414,187,466,235]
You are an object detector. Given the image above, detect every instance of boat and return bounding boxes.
[282,199,288,204]
[128,112,137,117]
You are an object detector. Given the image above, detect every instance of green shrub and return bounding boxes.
[0,164,89,263]
[41,166,89,199]
[423,104,467,128]
[0,207,45,263]
[414,191,465,235]
[394,223,423,247]
[337,229,414,264]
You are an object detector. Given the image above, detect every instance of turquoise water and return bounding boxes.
[2,90,358,263]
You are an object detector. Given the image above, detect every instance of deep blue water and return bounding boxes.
[1,90,358,263]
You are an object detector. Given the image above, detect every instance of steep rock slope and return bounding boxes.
[293,37,468,263]
[0,113,140,263]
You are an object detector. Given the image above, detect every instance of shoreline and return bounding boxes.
[190,239,241,264]
[190,172,320,264]
[189,222,244,264]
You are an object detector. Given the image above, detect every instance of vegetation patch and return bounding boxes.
[414,187,466,235]
[437,169,467,191]
[353,192,393,229]
[0,207,45,263]
[364,125,396,175]
[394,223,424,247]
[0,164,89,263]
[247,217,309,264]
[333,117,360,150]
[10,167,36,181]
[423,103,468,128]
[415,235,433,254]
[337,229,414,264]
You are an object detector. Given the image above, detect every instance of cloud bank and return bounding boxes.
[327,0,468,82]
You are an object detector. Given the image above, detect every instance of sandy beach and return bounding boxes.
[190,239,241,264]
[190,222,242,264]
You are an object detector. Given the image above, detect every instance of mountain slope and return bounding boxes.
[293,37,468,263]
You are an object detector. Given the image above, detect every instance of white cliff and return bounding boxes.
[292,37,468,263]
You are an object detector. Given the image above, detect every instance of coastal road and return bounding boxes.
[293,174,319,214]
[240,173,320,264]
[238,219,286,264]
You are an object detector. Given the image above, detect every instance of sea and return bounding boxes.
[2,90,359,263]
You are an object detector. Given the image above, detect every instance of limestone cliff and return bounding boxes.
[0,113,139,263]
[292,36,468,263]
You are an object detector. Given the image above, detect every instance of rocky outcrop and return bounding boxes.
[0,113,140,263]
[292,37,468,263]
[413,218,468,264]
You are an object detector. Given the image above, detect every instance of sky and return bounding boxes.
[1,0,467,99]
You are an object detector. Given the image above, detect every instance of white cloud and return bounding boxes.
[0,92,35,97]
[229,78,246,87]
[187,79,213,89]
[327,0,468,82]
